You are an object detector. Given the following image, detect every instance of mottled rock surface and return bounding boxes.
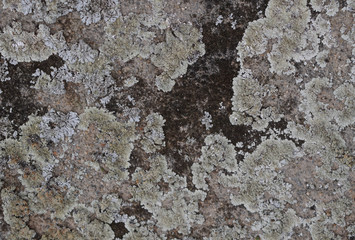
[0,0,354,239]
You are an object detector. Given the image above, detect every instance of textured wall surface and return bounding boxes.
[0,0,354,239]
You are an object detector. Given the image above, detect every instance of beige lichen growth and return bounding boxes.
[237,0,313,75]
[90,194,122,224]
[73,207,114,240]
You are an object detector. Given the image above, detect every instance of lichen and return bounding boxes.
[0,0,354,238]
[102,14,155,63]
[78,107,137,181]
[131,154,206,235]
[0,22,66,62]
[151,24,205,91]
[192,134,237,190]
[75,0,120,25]
[140,112,166,153]
[1,187,36,240]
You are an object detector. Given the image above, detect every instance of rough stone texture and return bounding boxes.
[0,0,354,239]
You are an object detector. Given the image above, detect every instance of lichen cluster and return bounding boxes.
[0,0,354,239]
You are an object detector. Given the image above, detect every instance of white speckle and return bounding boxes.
[201,111,213,130]
[216,15,223,26]
[219,102,226,110]
[231,20,237,30]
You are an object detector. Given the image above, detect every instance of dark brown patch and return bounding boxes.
[110,222,129,239]
[0,55,64,139]
[120,202,152,222]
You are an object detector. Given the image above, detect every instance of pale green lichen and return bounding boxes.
[0,0,353,238]
[0,58,10,82]
[0,22,66,62]
[229,69,281,130]
[75,0,120,25]
[315,49,329,68]
[221,139,296,212]
[51,63,115,106]
[123,76,139,88]
[333,82,355,128]
[33,69,66,95]
[78,107,137,181]
[151,24,205,91]
[131,154,206,235]
[90,194,122,224]
[59,40,99,65]
[102,14,155,63]
[192,133,237,190]
[237,0,313,75]
[39,109,80,144]
[140,112,166,153]
[73,207,114,240]
[1,187,36,240]
[206,222,248,240]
